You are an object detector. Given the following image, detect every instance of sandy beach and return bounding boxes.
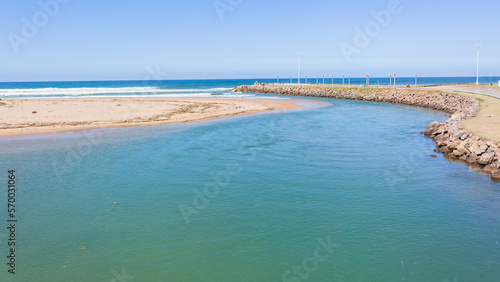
[0,98,300,136]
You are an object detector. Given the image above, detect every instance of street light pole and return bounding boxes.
[476,45,480,85]
[298,52,301,85]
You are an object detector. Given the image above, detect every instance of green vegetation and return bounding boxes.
[437,90,462,96]
[436,90,486,103]
[0,102,6,106]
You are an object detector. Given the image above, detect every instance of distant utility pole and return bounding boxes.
[476,44,480,85]
[394,74,397,88]
[277,76,279,83]
[298,52,301,85]
[415,75,417,87]
[366,75,369,86]
[343,75,345,86]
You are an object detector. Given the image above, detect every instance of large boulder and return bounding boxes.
[434,126,448,136]
[489,144,500,159]
[478,152,495,165]
[425,121,440,136]
[458,131,469,140]
[457,140,468,148]
[460,155,469,162]
[468,142,480,154]
[435,139,450,148]
[491,170,500,180]
[453,146,468,157]
[475,145,488,156]
[448,140,460,150]
[483,163,500,173]
[466,153,479,164]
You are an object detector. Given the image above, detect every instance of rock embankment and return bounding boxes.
[234,84,500,180]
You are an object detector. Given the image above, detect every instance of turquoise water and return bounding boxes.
[1,93,500,280]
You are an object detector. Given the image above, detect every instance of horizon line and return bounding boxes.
[2,75,500,84]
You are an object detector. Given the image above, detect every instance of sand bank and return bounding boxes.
[0,98,300,137]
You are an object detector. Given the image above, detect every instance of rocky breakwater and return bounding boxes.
[234,84,500,180]
[425,120,500,179]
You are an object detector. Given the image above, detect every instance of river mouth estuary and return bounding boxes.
[3,0,500,278]
[1,90,499,281]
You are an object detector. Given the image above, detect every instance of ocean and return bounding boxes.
[1,76,500,99]
[0,78,499,281]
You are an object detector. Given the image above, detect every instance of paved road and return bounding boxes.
[413,85,500,99]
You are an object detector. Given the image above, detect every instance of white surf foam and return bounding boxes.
[0,87,232,97]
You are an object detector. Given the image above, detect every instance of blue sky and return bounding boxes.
[1,0,499,81]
